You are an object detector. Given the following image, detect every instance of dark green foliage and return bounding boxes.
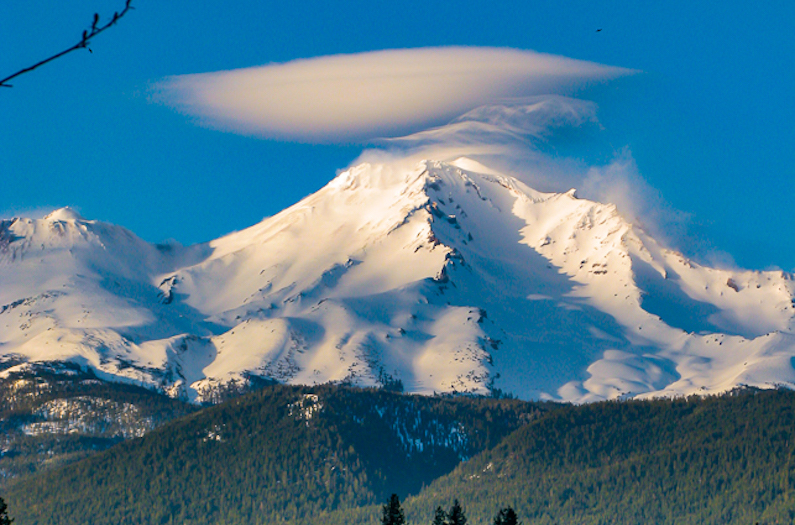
[5,383,540,524]
[447,499,467,525]
[432,505,446,525]
[0,496,12,525]
[0,364,195,488]
[381,494,405,525]
[400,388,795,525]
[10,383,795,525]
[377,368,404,393]
[493,507,520,525]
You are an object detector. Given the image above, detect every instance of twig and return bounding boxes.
[0,0,133,88]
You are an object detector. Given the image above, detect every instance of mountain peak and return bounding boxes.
[43,207,84,221]
[2,160,795,403]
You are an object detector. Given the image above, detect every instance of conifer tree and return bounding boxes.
[0,497,12,525]
[493,507,520,525]
[447,499,467,525]
[432,505,447,525]
[381,494,405,525]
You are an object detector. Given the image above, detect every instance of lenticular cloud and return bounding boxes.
[156,47,634,142]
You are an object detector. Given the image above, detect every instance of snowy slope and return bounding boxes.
[2,161,794,402]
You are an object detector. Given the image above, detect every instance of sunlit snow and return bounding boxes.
[2,160,794,403]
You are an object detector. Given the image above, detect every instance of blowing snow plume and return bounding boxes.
[155,47,633,142]
[354,95,686,252]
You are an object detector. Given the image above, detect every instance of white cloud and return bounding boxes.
[154,44,727,268]
[155,47,634,142]
[369,96,599,166]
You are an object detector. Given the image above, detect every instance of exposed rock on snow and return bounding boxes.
[2,161,794,403]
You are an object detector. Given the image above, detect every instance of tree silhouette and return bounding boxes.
[493,507,520,525]
[447,499,467,525]
[381,494,405,525]
[0,0,134,88]
[0,496,13,525]
[432,505,447,525]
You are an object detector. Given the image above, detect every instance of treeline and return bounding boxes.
[3,384,541,524]
[380,494,518,525]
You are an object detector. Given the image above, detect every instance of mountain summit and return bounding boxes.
[2,159,794,402]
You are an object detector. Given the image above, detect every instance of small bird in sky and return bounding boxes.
[596,28,602,32]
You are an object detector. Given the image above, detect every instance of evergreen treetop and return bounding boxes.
[432,505,447,525]
[493,507,520,525]
[447,499,467,525]
[381,494,405,525]
[0,497,13,525]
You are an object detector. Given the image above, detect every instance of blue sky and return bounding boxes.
[2,1,793,271]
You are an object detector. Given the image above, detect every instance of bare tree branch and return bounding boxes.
[0,0,134,88]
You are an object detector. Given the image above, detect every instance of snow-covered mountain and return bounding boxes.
[2,159,795,402]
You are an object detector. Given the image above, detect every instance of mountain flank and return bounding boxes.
[0,361,195,488]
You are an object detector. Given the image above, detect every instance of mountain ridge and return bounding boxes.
[2,158,794,402]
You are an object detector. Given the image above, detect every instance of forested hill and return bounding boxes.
[3,384,542,525]
[6,386,795,525]
[0,363,196,488]
[381,388,795,525]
